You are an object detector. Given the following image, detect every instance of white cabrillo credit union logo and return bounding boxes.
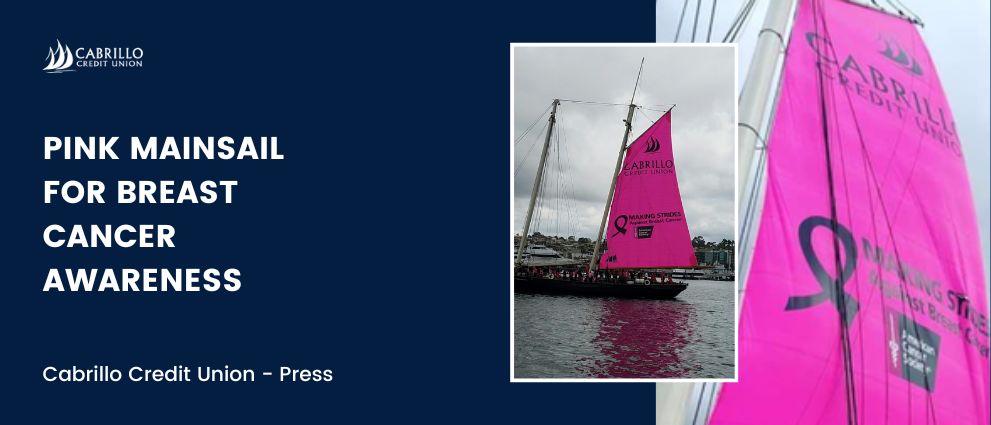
[43,39,74,73]
[43,38,144,73]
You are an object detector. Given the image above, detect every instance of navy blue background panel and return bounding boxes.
[1,1,657,422]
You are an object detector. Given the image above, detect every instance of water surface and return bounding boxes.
[514,279,735,378]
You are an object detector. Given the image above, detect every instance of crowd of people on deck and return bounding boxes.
[516,267,676,284]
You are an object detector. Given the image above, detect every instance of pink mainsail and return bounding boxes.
[599,111,697,269]
[712,1,990,424]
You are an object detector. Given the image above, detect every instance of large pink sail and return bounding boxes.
[711,1,990,424]
[599,112,697,269]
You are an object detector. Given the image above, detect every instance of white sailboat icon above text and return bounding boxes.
[44,39,74,73]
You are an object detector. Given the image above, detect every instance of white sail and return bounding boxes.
[62,44,73,69]
[53,42,66,69]
[43,47,57,70]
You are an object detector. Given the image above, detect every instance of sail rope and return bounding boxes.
[810,1,860,424]
[706,0,718,42]
[691,382,708,425]
[692,0,703,42]
[558,109,582,241]
[526,105,583,243]
[515,103,553,144]
[514,119,549,178]
[641,104,677,112]
[636,108,657,125]
[704,381,718,424]
[557,99,630,107]
[722,0,757,42]
[553,116,561,236]
[675,0,691,42]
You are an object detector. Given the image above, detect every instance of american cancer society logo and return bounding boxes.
[44,38,143,73]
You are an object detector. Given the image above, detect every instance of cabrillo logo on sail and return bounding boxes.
[879,36,923,77]
[43,39,143,73]
[644,136,662,153]
[622,159,673,176]
[805,32,960,157]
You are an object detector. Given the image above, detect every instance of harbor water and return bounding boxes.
[514,279,735,379]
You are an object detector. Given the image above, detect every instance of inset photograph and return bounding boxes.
[511,44,737,380]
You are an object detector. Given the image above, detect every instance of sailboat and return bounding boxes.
[514,63,699,300]
[44,39,74,73]
[659,0,990,423]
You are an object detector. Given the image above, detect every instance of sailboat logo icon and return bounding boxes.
[43,39,75,73]
[644,136,661,153]
[880,36,922,77]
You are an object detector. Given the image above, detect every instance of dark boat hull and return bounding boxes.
[514,277,688,299]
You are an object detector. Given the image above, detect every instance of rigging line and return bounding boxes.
[704,377,718,424]
[556,120,563,236]
[720,0,747,42]
[641,103,677,109]
[515,103,553,144]
[729,0,758,43]
[514,120,549,178]
[557,107,570,235]
[675,0,691,42]
[706,0,718,42]
[692,0,702,42]
[560,114,579,238]
[530,115,556,238]
[691,383,707,425]
[880,11,934,210]
[641,106,676,113]
[630,57,645,105]
[720,0,746,41]
[723,0,756,43]
[557,99,630,107]
[810,2,859,425]
[636,108,656,125]
[823,42,870,423]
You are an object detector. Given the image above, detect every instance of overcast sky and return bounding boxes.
[513,45,735,244]
[656,0,991,281]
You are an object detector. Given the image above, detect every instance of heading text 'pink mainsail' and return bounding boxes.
[711,0,990,424]
[599,112,697,269]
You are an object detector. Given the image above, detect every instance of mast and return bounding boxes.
[736,0,796,297]
[736,0,794,209]
[658,2,798,424]
[590,58,644,270]
[516,99,560,264]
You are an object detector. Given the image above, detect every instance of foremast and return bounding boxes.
[516,99,560,265]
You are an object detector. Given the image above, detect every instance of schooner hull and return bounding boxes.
[514,277,688,299]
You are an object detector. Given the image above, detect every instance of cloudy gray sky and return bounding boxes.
[513,45,736,244]
[656,0,991,282]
